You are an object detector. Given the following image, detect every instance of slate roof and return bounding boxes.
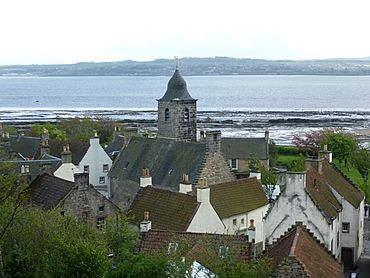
[158,69,196,101]
[49,139,89,165]
[109,137,206,190]
[322,161,364,208]
[221,138,268,160]
[139,229,250,263]
[105,134,125,155]
[127,186,199,231]
[9,135,41,159]
[266,225,341,278]
[305,168,342,223]
[29,173,74,210]
[210,178,269,219]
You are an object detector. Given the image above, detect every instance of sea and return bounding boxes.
[0,75,369,146]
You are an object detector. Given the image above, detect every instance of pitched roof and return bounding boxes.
[109,137,206,190]
[266,225,341,278]
[105,134,125,155]
[139,229,249,263]
[29,174,74,210]
[210,178,269,219]
[221,138,268,160]
[305,168,342,223]
[127,186,199,231]
[158,69,196,101]
[9,135,41,159]
[49,139,90,165]
[322,161,364,208]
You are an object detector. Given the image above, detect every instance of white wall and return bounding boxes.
[264,172,341,258]
[54,163,82,182]
[78,137,112,197]
[187,187,225,234]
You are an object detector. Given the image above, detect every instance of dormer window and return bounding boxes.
[165,108,170,121]
[184,108,189,122]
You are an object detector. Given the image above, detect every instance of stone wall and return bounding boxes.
[273,257,309,277]
[157,100,197,142]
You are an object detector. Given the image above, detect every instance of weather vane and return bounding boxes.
[174,56,179,69]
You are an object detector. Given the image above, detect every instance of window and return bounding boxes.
[241,218,245,225]
[233,219,237,226]
[331,239,333,251]
[218,246,229,259]
[84,165,89,173]
[97,217,106,231]
[342,222,350,233]
[99,206,105,212]
[99,176,105,184]
[21,164,30,174]
[337,231,339,247]
[165,108,170,121]
[230,159,238,170]
[184,108,189,122]
[103,164,109,172]
[167,242,178,254]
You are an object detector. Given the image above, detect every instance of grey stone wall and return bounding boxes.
[110,178,140,210]
[273,257,309,277]
[158,100,197,141]
[58,184,120,229]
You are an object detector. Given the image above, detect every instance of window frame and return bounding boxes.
[230,159,238,170]
[83,165,89,173]
[99,176,105,184]
[342,222,350,233]
[103,164,109,173]
[97,217,106,231]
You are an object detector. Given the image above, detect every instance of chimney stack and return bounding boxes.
[74,173,90,190]
[305,157,323,175]
[179,174,193,194]
[264,128,269,142]
[140,168,152,187]
[205,130,221,153]
[140,211,152,233]
[61,144,73,164]
[199,130,205,142]
[196,178,210,203]
[40,127,50,156]
[319,145,332,163]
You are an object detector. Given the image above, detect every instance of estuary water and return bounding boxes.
[0,75,369,145]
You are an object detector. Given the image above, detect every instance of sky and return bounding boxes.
[1,0,370,65]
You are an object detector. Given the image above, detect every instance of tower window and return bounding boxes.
[184,108,189,122]
[165,108,170,121]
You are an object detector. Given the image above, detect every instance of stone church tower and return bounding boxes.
[157,69,197,141]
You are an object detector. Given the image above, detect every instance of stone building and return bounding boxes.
[29,173,120,230]
[109,130,235,209]
[157,68,197,142]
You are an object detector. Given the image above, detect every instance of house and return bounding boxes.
[306,152,365,268]
[265,224,342,278]
[29,173,120,230]
[127,178,225,234]
[53,144,82,182]
[109,130,235,210]
[78,133,113,197]
[221,130,270,178]
[209,178,269,251]
[138,229,250,276]
[263,167,343,259]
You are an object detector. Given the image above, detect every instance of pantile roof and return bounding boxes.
[266,225,341,278]
[29,173,74,210]
[127,186,199,231]
[210,178,269,219]
[322,161,364,208]
[109,137,206,190]
[158,69,196,101]
[305,168,342,223]
[139,229,250,263]
[221,137,268,160]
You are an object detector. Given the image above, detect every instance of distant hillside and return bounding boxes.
[1,57,370,76]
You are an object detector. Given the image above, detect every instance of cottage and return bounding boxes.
[265,224,342,278]
[29,173,120,230]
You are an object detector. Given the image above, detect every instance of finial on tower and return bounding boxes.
[174,56,179,70]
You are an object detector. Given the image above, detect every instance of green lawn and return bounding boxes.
[277,155,303,164]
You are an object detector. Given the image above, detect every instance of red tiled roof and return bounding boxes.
[266,225,341,278]
[139,229,250,263]
[305,168,342,223]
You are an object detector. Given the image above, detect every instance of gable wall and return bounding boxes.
[198,152,235,185]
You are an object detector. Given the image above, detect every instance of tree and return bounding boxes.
[268,140,279,167]
[261,166,277,201]
[292,129,329,154]
[352,148,370,200]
